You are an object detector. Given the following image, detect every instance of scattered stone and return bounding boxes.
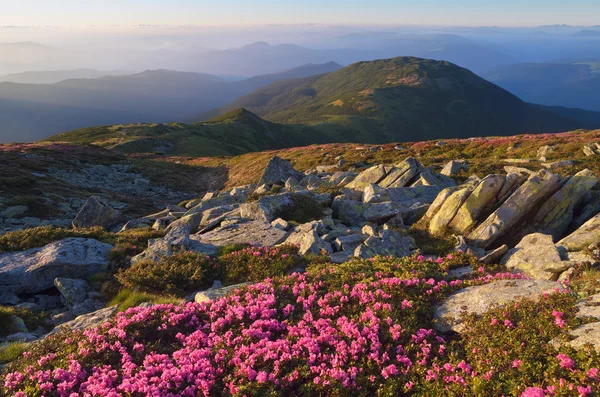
[583,143,600,157]
[271,218,290,231]
[378,158,422,188]
[0,238,113,294]
[193,283,251,303]
[558,212,600,251]
[240,194,294,222]
[50,306,118,335]
[257,156,303,187]
[501,233,569,280]
[561,322,600,352]
[346,165,389,190]
[433,279,559,333]
[479,244,508,264]
[542,160,575,170]
[196,220,288,247]
[54,278,90,307]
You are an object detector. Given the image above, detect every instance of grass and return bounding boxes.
[109,289,182,313]
[0,343,27,365]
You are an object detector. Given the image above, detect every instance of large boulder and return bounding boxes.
[299,230,334,255]
[346,165,389,190]
[501,233,570,280]
[257,156,304,187]
[49,306,118,335]
[448,175,505,234]
[0,238,113,294]
[533,169,598,240]
[433,279,559,333]
[378,158,422,188]
[72,196,125,230]
[54,278,90,307]
[196,219,288,247]
[468,170,561,248]
[240,194,294,222]
[558,212,600,251]
[428,186,474,235]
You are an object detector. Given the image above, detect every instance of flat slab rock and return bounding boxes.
[561,322,600,352]
[193,283,251,303]
[0,238,113,294]
[49,306,118,335]
[196,220,288,247]
[433,279,560,333]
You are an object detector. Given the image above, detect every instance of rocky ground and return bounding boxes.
[3,136,600,395]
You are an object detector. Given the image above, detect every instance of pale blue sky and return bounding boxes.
[2,0,599,27]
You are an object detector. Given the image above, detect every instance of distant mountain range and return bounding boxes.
[49,57,600,157]
[485,61,600,112]
[0,69,133,84]
[0,62,341,142]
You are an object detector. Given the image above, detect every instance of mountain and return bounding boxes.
[0,69,133,84]
[212,56,600,143]
[236,62,343,92]
[0,41,76,76]
[0,63,338,143]
[45,109,324,157]
[485,62,600,112]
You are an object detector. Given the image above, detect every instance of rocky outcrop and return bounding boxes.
[196,219,288,247]
[240,194,294,222]
[429,186,475,235]
[501,233,571,280]
[0,238,113,294]
[378,158,422,188]
[441,160,468,176]
[433,279,559,333]
[468,170,561,248]
[583,143,600,157]
[346,165,389,190]
[72,196,125,230]
[257,156,304,187]
[558,212,600,251]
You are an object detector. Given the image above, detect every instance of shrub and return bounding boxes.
[223,244,306,284]
[274,193,324,224]
[408,227,457,256]
[109,289,182,312]
[0,343,27,365]
[116,251,224,296]
[0,306,48,337]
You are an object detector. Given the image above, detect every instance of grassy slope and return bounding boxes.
[45,109,327,157]
[220,57,593,142]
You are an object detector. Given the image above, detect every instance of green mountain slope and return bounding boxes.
[217,57,600,142]
[45,109,325,157]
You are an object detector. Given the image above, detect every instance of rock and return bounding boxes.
[363,202,401,223]
[257,156,303,187]
[468,170,561,248]
[360,229,415,259]
[448,175,505,234]
[576,294,600,320]
[72,298,104,316]
[542,160,575,170]
[8,316,28,334]
[411,168,456,188]
[50,306,118,335]
[336,199,368,226]
[441,160,468,176]
[501,233,569,280]
[72,196,125,230]
[299,230,333,255]
[0,238,113,294]
[240,194,294,222]
[433,279,559,333]
[119,218,152,232]
[378,158,422,188]
[54,278,90,307]
[193,283,251,303]
[5,332,38,343]
[496,173,523,202]
[583,143,600,157]
[333,234,367,252]
[196,219,288,247]
[537,145,556,161]
[0,205,28,219]
[330,251,353,264]
[561,322,600,352]
[362,225,378,237]
[199,205,236,226]
[0,292,20,305]
[533,169,598,240]
[479,244,508,264]
[346,165,389,190]
[429,186,474,235]
[185,196,245,217]
[166,212,205,234]
[285,177,299,190]
[153,216,176,231]
[51,311,75,327]
[132,225,217,264]
[271,218,290,230]
[558,213,600,251]
[447,267,473,279]
[423,186,463,222]
[504,166,533,176]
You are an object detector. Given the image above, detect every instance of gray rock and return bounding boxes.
[429,186,475,235]
[558,212,600,251]
[501,233,568,280]
[72,298,104,316]
[561,322,600,352]
[257,156,303,187]
[333,234,367,252]
[240,194,294,222]
[379,158,422,188]
[583,143,600,157]
[196,219,288,247]
[411,168,456,188]
[193,283,251,303]
[346,165,389,190]
[5,332,38,343]
[479,244,508,264]
[54,278,90,307]
[0,205,28,219]
[50,306,118,335]
[330,251,353,264]
[360,229,415,259]
[441,160,468,176]
[119,218,152,232]
[72,196,125,230]
[433,279,559,333]
[299,230,333,255]
[0,238,113,294]
[542,160,574,170]
[271,218,290,230]
[0,292,20,305]
[576,294,600,320]
[468,170,561,248]
[132,225,217,264]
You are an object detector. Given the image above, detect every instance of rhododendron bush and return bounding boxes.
[2,255,600,396]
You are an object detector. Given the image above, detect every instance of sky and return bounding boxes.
[2,0,600,27]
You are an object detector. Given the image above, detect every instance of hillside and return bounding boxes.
[216,57,600,142]
[45,109,325,157]
[0,69,132,84]
[0,63,340,143]
[485,61,600,112]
